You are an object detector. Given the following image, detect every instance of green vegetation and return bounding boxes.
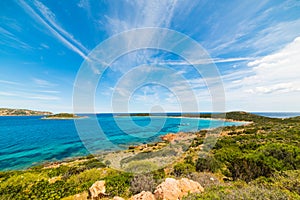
[180,112,300,199]
[1,112,300,199]
[42,113,86,119]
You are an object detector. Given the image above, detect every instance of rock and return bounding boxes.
[161,134,177,142]
[89,180,106,199]
[130,191,156,200]
[154,178,182,200]
[113,197,125,200]
[154,178,204,200]
[178,178,204,194]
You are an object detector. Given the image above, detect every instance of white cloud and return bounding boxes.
[245,83,300,94]
[224,36,300,111]
[247,37,300,85]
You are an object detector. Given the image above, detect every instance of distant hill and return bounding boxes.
[0,108,52,116]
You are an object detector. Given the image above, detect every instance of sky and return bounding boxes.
[1,0,300,113]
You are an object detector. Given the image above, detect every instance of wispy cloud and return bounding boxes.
[0,91,18,96]
[154,57,255,66]
[0,80,22,85]
[18,0,89,59]
[246,19,300,55]
[37,90,60,94]
[105,0,178,34]
[0,90,60,101]
[77,0,92,18]
[32,78,57,87]
[0,27,32,51]
[27,95,60,100]
[203,1,300,58]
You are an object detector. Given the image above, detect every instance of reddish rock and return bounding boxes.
[160,134,177,142]
[154,178,204,200]
[179,178,204,194]
[130,191,156,200]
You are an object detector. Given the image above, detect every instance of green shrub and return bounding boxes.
[62,166,87,180]
[173,163,195,177]
[67,168,108,191]
[228,154,274,182]
[104,172,133,197]
[80,159,106,169]
[47,165,69,178]
[257,143,300,170]
[196,154,221,173]
[151,168,165,182]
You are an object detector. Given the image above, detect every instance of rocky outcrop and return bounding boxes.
[89,180,106,199]
[110,177,204,200]
[130,191,156,200]
[179,178,204,194]
[154,178,181,200]
[154,178,204,200]
[160,132,195,143]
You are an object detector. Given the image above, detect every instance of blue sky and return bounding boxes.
[1,0,300,113]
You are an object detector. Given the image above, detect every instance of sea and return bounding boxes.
[0,112,298,171]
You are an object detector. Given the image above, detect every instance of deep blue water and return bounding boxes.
[253,112,300,118]
[0,114,249,171]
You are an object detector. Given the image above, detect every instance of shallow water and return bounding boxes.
[0,114,243,171]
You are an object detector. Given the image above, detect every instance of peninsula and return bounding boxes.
[0,108,52,116]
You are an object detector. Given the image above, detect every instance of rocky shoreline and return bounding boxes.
[31,117,249,171]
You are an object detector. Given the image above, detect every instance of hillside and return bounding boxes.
[0,108,52,116]
[0,112,299,199]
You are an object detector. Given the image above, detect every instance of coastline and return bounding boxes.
[2,117,249,172]
[2,112,300,199]
[41,116,88,120]
[168,115,253,124]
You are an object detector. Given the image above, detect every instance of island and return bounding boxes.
[0,108,52,116]
[41,113,87,120]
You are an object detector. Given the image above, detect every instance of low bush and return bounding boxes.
[124,161,158,173]
[173,163,195,177]
[130,174,156,194]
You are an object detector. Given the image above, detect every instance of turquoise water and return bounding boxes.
[0,114,243,171]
